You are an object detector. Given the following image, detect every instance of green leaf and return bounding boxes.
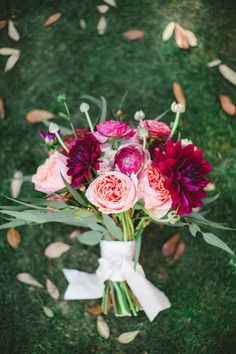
[186,213,234,230]
[0,209,46,223]
[80,95,102,109]
[78,230,103,245]
[2,195,45,210]
[202,193,220,205]
[60,173,87,207]
[154,107,170,121]
[202,232,234,255]
[23,198,68,209]
[0,219,33,229]
[189,223,201,237]
[99,96,107,123]
[102,214,123,240]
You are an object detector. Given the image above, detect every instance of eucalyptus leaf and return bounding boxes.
[0,209,47,223]
[61,173,87,207]
[99,96,107,122]
[154,107,170,121]
[102,214,123,240]
[202,193,220,205]
[189,223,201,237]
[0,219,33,229]
[23,198,68,209]
[186,213,234,230]
[81,95,102,109]
[78,230,103,245]
[2,195,45,210]
[202,232,234,255]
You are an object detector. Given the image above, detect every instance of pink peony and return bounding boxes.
[114,144,150,176]
[141,120,171,139]
[86,171,138,214]
[138,165,172,219]
[32,152,71,194]
[94,120,135,143]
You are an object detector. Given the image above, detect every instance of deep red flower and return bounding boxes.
[67,134,101,187]
[153,139,212,215]
[62,128,90,154]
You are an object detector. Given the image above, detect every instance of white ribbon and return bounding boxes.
[63,240,171,321]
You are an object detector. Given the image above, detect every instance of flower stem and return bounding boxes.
[64,102,77,137]
[55,131,69,153]
[85,111,94,133]
[170,111,180,138]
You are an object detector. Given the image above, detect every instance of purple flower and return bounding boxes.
[67,134,101,187]
[39,129,61,144]
[153,139,212,215]
[114,144,150,176]
[94,120,135,143]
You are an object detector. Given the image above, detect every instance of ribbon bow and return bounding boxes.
[63,240,171,321]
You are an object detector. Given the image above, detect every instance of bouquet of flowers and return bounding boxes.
[0,95,233,321]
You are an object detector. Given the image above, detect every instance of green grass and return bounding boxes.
[0,0,236,353]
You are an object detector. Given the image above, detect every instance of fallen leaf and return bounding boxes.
[46,278,60,300]
[0,97,5,119]
[89,304,103,315]
[42,306,54,318]
[8,20,20,41]
[204,182,215,192]
[80,19,86,29]
[219,64,236,85]
[97,16,107,35]
[162,21,176,41]
[175,24,197,49]
[11,170,23,198]
[173,240,186,260]
[162,232,180,256]
[26,109,54,123]
[0,20,7,30]
[219,95,236,116]
[7,228,21,248]
[117,330,140,344]
[122,30,145,41]
[172,82,186,105]
[4,51,20,72]
[43,13,62,27]
[97,5,109,14]
[0,47,20,55]
[17,273,43,288]
[69,229,81,239]
[207,59,221,68]
[44,242,70,259]
[97,315,110,339]
[104,0,117,7]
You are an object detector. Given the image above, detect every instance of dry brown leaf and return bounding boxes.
[97,5,109,14]
[80,19,86,29]
[0,97,5,119]
[117,330,140,344]
[97,16,107,35]
[44,242,71,259]
[122,30,145,41]
[7,228,21,248]
[207,59,221,68]
[89,304,103,315]
[175,24,197,49]
[42,306,54,318]
[0,47,20,55]
[173,240,186,260]
[172,82,186,105]
[43,13,62,27]
[26,109,54,123]
[8,20,20,41]
[0,20,7,30]
[97,315,110,339]
[104,0,117,7]
[162,21,175,41]
[46,278,60,299]
[4,51,20,72]
[219,64,236,85]
[11,170,23,198]
[69,229,81,239]
[162,232,180,257]
[219,95,236,116]
[17,273,43,287]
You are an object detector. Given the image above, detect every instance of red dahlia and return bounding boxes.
[153,139,212,215]
[67,134,101,187]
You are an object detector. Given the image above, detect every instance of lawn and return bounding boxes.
[0,0,236,353]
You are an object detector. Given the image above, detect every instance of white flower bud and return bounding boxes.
[49,122,60,134]
[171,101,185,113]
[80,102,90,113]
[134,110,145,121]
[138,127,148,138]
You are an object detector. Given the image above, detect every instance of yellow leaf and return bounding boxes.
[43,13,62,27]
[26,109,54,123]
[8,20,20,41]
[122,30,145,41]
[172,82,186,105]
[104,0,117,7]
[219,95,236,116]
[0,97,5,119]
[175,24,197,49]
[97,5,109,14]
[117,330,140,344]
[44,242,71,259]
[11,170,23,198]
[219,64,236,85]
[46,278,60,300]
[97,315,110,339]
[0,47,20,55]
[16,273,43,288]
[42,306,54,318]
[4,51,20,72]
[97,16,107,35]
[162,21,175,41]
[7,228,21,248]
[0,20,8,30]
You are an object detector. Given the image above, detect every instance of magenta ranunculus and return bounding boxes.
[114,144,150,176]
[141,120,171,140]
[94,120,135,143]
[153,139,212,215]
[67,134,101,187]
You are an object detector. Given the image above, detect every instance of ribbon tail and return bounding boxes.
[63,269,104,300]
[122,262,171,321]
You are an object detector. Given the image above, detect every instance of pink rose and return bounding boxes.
[86,171,138,214]
[114,144,150,176]
[32,152,71,194]
[138,165,172,219]
[141,120,170,139]
[94,120,134,143]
